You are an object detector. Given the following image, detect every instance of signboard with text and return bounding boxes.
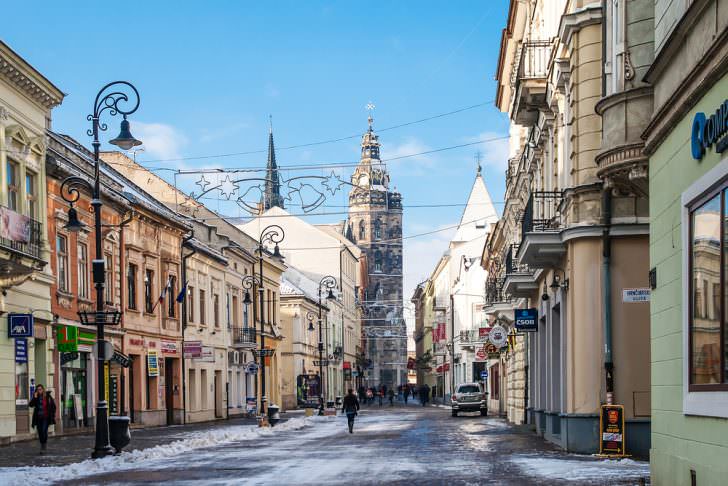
[622,288,650,303]
[147,351,160,376]
[599,404,626,456]
[8,314,33,338]
[15,338,28,363]
[515,308,538,332]
[57,325,79,352]
[183,341,202,358]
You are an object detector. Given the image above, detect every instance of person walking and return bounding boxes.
[29,384,56,454]
[403,385,409,405]
[387,388,395,407]
[378,385,384,407]
[342,389,360,434]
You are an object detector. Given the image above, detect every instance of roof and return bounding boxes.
[0,40,64,109]
[280,266,324,304]
[452,171,499,242]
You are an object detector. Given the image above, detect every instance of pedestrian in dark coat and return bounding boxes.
[342,389,360,433]
[29,384,56,454]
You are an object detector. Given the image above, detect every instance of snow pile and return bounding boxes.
[510,454,650,482]
[0,417,316,486]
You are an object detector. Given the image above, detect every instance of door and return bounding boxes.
[165,358,174,425]
[214,371,223,418]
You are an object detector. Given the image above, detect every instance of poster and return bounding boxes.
[147,351,160,376]
[0,206,30,243]
[15,338,28,363]
[599,404,626,456]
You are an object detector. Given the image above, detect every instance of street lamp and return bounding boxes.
[60,81,141,459]
[311,275,336,414]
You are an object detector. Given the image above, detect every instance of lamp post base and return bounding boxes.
[92,445,116,459]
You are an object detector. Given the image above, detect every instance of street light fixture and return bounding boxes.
[312,275,337,414]
[59,81,141,459]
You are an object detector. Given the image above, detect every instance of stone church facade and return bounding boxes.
[347,115,405,388]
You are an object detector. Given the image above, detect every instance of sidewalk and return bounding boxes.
[0,415,263,468]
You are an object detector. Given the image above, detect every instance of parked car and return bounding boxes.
[451,383,487,417]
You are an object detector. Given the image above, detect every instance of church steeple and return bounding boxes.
[351,109,390,191]
[263,117,284,211]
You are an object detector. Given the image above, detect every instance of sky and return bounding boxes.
[4,0,510,311]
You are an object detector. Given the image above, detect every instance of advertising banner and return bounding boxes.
[0,207,30,243]
[183,340,202,358]
[599,404,626,456]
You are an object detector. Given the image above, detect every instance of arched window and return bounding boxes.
[374,251,383,273]
[359,220,365,240]
[374,219,382,240]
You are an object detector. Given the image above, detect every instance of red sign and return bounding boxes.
[475,346,487,362]
[436,362,450,373]
[161,341,178,355]
[479,327,491,339]
[128,338,144,347]
[342,361,351,369]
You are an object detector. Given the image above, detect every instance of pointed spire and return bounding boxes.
[263,116,284,211]
[475,152,482,177]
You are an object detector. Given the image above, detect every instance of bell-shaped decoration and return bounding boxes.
[64,206,84,232]
[109,116,142,151]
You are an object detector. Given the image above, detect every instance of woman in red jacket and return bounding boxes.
[29,384,56,454]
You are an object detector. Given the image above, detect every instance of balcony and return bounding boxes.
[458,328,488,350]
[0,205,44,277]
[512,40,552,125]
[231,327,257,349]
[503,244,540,298]
[484,275,513,315]
[518,191,566,268]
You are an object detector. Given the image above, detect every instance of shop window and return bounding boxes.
[167,275,177,318]
[25,172,36,218]
[57,234,69,292]
[144,269,154,314]
[7,160,19,211]
[127,263,137,310]
[689,188,727,388]
[78,242,89,299]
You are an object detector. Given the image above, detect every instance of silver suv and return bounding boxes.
[451,383,487,417]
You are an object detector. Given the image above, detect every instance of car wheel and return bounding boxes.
[451,410,458,417]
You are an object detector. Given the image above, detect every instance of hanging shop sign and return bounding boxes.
[691,100,728,160]
[8,313,33,338]
[474,346,487,362]
[622,288,650,303]
[60,352,79,365]
[488,325,508,348]
[480,370,488,380]
[183,340,203,358]
[15,338,28,363]
[78,330,96,348]
[478,327,491,339]
[111,351,132,368]
[197,346,215,363]
[147,351,160,376]
[109,374,119,415]
[245,362,259,374]
[57,325,79,352]
[515,308,538,332]
[344,368,352,381]
[599,404,626,457]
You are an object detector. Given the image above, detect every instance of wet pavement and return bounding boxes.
[0,404,650,485]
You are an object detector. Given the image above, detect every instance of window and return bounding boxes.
[374,251,383,273]
[25,172,36,218]
[127,264,138,310]
[77,243,89,299]
[56,235,69,292]
[105,253,114,304]
[231,294,238,328]
[359,220,365,240]
[144,269,154,313]
[213,293,220,328]
[168,275,177,318]
[374,219,382,240]
[689,189,726,388]
[199,289,206,325]
[7,161,19,211]
[188,285,195,323]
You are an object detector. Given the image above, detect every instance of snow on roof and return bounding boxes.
[280,266,321,301]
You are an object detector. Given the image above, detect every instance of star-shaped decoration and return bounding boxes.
[321,170,348,196]
[195,175,211,194]
[218,175,239,200]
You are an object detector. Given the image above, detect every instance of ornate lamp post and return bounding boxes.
[60,81,142,458]
[312,275,336,414]
[242,225,284,418]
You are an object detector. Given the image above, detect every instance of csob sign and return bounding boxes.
[691,100,728,160]
[514,308,538,332]
[8,314,33,338]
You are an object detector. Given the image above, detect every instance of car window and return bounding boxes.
[457,385,480,393]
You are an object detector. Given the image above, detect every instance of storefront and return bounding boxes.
[56,325,96,431]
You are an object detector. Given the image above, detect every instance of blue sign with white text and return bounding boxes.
[8,314,33,338]
[15,338,28,363]
[480,370,488,380]
[515,308,538,332]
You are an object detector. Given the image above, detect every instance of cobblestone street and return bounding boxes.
[0,404,649,485]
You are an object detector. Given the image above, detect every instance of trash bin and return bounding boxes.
[267,404,281,426]
[108,416,131,454]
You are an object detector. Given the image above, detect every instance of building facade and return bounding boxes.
[644,1,728,484]
[347,115,405,389]
[0,41,64,443]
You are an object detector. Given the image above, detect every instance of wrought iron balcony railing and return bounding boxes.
[0,205,43,260]
[485,276,509,306]
[506,244,531,274]
[521,191,563,236]
[231,327,257,346]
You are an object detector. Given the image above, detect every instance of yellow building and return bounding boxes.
[0,41,63,442]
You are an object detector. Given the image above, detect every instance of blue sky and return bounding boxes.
[4,0,510,301]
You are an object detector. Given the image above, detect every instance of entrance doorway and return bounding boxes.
[165,358,174,425]
[214,370,223,418]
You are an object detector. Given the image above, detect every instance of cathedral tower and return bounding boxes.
[262,122,284,211]
[347,112,405,388]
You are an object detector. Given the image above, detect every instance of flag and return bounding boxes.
[176,281,188,303]
[152,276,172,312]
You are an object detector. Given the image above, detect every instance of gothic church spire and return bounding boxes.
[263,117,284,211]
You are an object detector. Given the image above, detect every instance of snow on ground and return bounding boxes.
[0,416,331,486]
[510,454,650,482]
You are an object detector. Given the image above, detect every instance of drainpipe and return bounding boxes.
[181,232,196,424]
[602,188,614,404]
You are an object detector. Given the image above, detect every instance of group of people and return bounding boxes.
[354,383,431,407]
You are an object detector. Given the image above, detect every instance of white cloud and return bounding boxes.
[133,121,188,161]
[384,137,436,176]
[402,223,456,302]
[464,131,510,170]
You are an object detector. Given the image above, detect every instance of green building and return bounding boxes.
[645,2,728,484]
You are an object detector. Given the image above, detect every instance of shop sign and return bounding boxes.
[488,325,508,348]
[599,404,626,457]
[480,370,488,380]
[342,361,351,369]
[8,314,33,338]
[344,368,352,381]
[60,352,79,365]
[78,330,95,347]
[129,337,145,348]
[691,100,728,160]
[15,338,28,363]
[474,346,487,362]
[515,308,538,332]
[183,340,202,358]
[57,325,79,352]
[161,341,178,355]
[245,362,259,374]
[487,352,501,359]
[111,351,132,368]
[478,327,490,339]
[197,346,215,363]
[110,375,119,415]
[622,288,650,303]
[147,351,160,376]
[246,398,257,414]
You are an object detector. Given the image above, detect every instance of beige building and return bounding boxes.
[0,41,64,442]
[491,0,651,456]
